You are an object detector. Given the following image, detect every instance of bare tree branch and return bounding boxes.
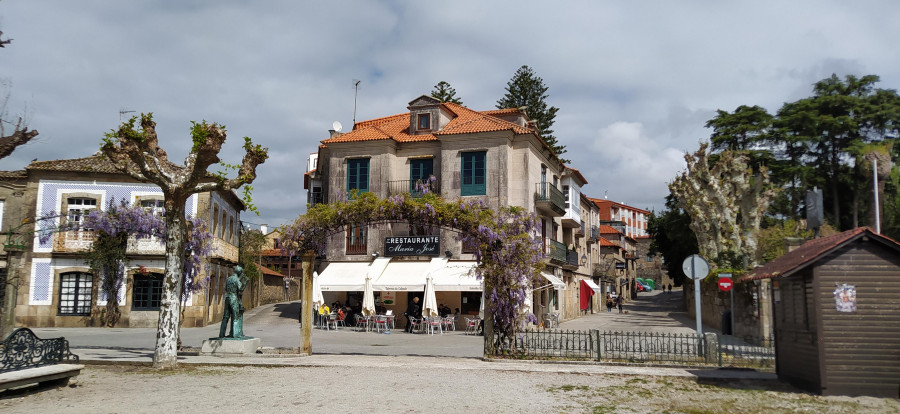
[0,118,37,160]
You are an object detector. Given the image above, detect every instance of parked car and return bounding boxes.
[636,280,652,292]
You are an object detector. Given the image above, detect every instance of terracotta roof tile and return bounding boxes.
[259,266,285,277]
[741,227,900,282]
[320,102,534,146]
[27,155,123,174]
[26,154,185,175]
[588,198,650,215]
[598,225,622,234]
[598,237,620,247]
[0,170,26,179]
[566,167,588,185]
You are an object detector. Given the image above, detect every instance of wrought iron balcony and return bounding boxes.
[575,222,585,238]
[548,239,567,264]
[534,183,565,216]
[564,249,580,270]
[308,192,325,206]
[388,178,440,198]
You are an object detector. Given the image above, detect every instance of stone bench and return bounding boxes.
[0,328,82,392]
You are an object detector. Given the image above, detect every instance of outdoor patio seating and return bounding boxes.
[408,317,422,333]
[374,315,391,333]
[354,314,369,332]
[465,317,479,335]
[325,313,338,330]
[425,316,443,335]
[442,315,456,331]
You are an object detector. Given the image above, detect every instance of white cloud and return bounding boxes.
[2,0,900,224]
[588,122,686,211]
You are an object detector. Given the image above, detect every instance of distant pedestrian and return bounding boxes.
[615,295,624,314]
[605,294,613,312]
[668,283,672,293]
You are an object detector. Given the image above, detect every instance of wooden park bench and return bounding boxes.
[0,328,82,392]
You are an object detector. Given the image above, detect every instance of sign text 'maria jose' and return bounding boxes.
[384,236,440,256]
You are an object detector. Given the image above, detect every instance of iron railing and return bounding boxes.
[500,329,775,370]
[534,183,565,214]
[565,249,579,268]
[388,178,440,197]
[308,192,324,206]
[548,240,567,263]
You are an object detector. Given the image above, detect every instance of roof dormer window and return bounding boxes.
[417,113,431,131]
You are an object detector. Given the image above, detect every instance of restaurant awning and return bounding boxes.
[430,261,481,291]
[320,258,483,292]
[582,279,602,294]
[539,272,567,290]
[372,260,435,291]
[318,258,391,291]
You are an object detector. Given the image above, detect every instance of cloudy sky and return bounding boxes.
[2,1,898,227]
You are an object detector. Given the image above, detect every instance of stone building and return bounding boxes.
[304,95,598,327]
[1,155,243,328]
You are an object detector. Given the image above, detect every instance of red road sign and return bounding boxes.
[718,277,733,292]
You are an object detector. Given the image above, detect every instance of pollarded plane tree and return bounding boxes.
[669,143,777,268]
[101,113,267,368]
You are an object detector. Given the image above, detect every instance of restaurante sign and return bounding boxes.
[384,236,440,256]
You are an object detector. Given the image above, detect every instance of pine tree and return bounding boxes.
[430,81,463,104]
[497,65,566,162]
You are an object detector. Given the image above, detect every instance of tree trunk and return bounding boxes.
[153,201,187,368]
[0,251,21,338]
[300,252,314,354]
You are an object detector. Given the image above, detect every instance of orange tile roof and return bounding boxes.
[588,198,651,215]
[320,102,534,146]
[598,225,622,234]
[598,237,620,247]
[261,249,289,257]
[565,167,588,185]
[259,266,285,277]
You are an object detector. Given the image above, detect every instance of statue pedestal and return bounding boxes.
[200,338,261,355]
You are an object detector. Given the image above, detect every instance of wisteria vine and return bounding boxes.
[281,189,544,354]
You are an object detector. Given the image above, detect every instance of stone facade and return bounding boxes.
[2,156,243,329]
[307,96,602,326]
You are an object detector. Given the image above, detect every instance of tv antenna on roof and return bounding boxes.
[352,79,361,126]
[119,108,136,122]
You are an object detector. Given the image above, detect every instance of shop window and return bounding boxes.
[133,273,164,310]
[58,272,92,315]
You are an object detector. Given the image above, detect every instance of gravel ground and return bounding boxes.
[2,364,897,414]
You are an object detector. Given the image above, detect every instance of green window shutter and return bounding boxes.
[347,158,369,195]
[410,158,434,192]
[461,151,486,196]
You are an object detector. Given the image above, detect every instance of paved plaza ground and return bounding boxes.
[5,289,898,412]
[31,289,698,358]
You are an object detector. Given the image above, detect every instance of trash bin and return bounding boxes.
[721,310,732,335]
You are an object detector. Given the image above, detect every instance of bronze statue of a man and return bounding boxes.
[219,265,250,339]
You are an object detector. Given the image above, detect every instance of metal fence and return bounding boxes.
[507,329,775,370]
